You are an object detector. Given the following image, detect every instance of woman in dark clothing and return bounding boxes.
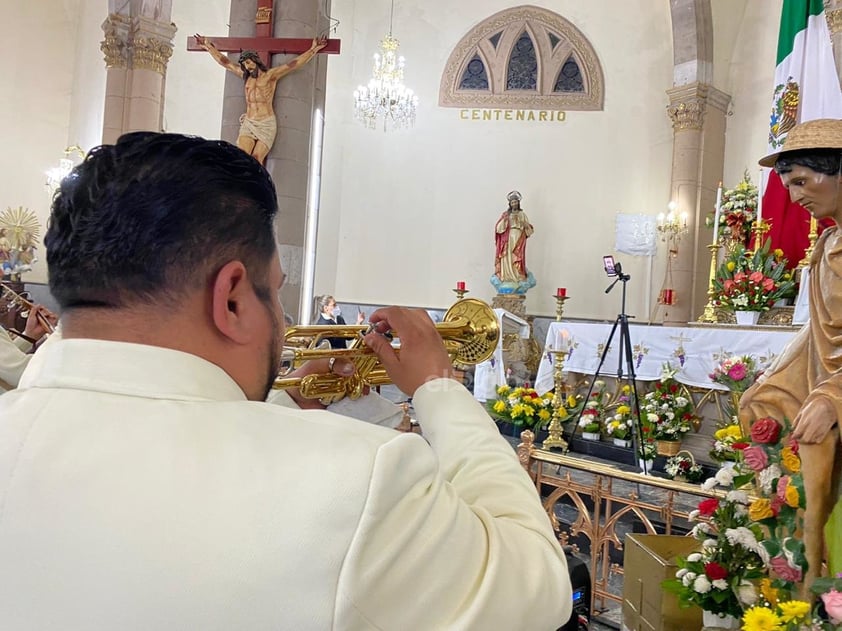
[316,295,364,349]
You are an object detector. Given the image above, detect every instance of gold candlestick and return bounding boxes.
[752,219,770,254]
[452,288,469,301]
[698,242,722,323]
[553,294,569,321]
[543,347,569,451]
[799,217,818,268]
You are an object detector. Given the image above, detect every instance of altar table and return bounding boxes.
[534,321,800,395]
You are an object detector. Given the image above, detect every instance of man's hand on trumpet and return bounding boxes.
[364,307,454,396]
[283,356,362,410]
[23,304,58,345]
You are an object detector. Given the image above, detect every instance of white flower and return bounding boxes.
[675,396,688,406]
[691,523,712,537]
[647,413,659,423]
[702,538,718,550]
[676,568,688,579]
[701,477,718,491]
[758,464,782,494]
[714,467,735,487]
[686,553,702,562]
[737,581,758,605]
[726,490,750,505]
[687,509,700,522]
[693,575,712,593]
[712,579,728,590]
[682,571,696,587]
[733,504,748,518]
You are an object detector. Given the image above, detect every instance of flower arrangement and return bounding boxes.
[663,466,768,619]
[664,452,705,483]
[637,437,657,461]
[710,422,749,462]
[712,241,796,312]
[605,384,635,442]
[578,381,608,436]
[641,364,696,441]
[488,385,555,430]
[710,354,761,393]
[741,575,842,630]
[713,171,758,246]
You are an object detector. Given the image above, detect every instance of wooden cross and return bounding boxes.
[186,0,340,66]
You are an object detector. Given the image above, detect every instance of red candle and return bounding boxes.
[661,289,675,305]
[456,281,466,291]
[556,287,567,298]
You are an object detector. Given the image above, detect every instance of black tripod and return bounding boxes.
[565,261,649,473]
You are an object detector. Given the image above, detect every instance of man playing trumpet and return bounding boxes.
[0,132,571,629]
[0,286,55,391]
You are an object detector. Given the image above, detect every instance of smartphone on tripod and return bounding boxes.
[603,255,617,277]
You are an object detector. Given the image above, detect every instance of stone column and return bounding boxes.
[662,83,730,324]
[100,6,176,144]
[221,0,328,323]
[825,1,842,86]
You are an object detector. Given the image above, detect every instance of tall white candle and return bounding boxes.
[757,168,763,226]
[712,182,723,246]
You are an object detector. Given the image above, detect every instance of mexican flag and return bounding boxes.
[762,0,842,268]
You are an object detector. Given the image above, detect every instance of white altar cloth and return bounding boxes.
[534,321,800,395]
[473,309,530,402]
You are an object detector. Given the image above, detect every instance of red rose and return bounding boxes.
[750,417,782,444]
[670,384,678,393]
[787,436,799,455]
[732,442,750,451]
[704,562,728,581]
[698,498,719,516]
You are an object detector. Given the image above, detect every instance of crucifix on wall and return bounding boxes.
[188,0,340,164]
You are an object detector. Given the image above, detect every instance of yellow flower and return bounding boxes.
[538,408,551,421]
[759,578,778,607]
[727,261,736,272]
[617,405,631,416]
[496,385,510,396]
[773,248,784,258]
[784,484,800,508]
[522,404,535,417]
[776,600,810,623]
[742,606,783,631]
[493,400,507,414]
[622,385,631,394]
[566,395,577,408]
[556,407,569,420]
[749,498,774,521]
[783,272,792,281]
[781,447,800,473]
[714,424,742,441]
[510,403,525,418]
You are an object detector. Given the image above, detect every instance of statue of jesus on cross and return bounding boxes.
[194,34,327,164]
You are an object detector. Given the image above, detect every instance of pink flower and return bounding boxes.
[749,271,764,283]
[776,475,790,500]
[727,363,747,381]
[762,277,775,291]
[742,446,768,472]
[822,589,842,624]
[769,555,802,582]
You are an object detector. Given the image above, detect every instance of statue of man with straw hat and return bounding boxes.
[739,118,842,595]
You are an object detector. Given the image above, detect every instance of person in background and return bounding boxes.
[316,293,364,349]
[0,292,55,391]
[0,132,571,630]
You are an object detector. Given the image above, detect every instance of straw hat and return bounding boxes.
[759,118,842,167]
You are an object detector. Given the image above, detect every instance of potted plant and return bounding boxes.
[664,452,705,483]
[577,381,608,441]
[712,241,796,325]
[605,384,635,447]
[486,385,555,434]
[642,364,696,456]
[637,438,657,474]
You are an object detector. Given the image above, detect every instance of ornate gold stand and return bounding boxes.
[544,347,569,450]
[752,219,770,254]
[453,287,469,301]
[799,217,818,268]
[553,293,569,321]
[698,243,722,323]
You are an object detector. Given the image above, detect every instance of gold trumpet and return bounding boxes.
[274,298,500,404]
[0,282,56,334]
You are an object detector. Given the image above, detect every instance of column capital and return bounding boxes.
[101,13,131,69]
[131,16,177,74]
[665,82,730,131]
[827,8,842,35]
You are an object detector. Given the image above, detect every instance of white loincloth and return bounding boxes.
[238,114,277,148]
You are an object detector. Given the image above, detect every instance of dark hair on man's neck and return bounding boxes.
[775,148,842,176]
[46,132,278,309]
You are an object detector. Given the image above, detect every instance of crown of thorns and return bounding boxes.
[238,50,261,64]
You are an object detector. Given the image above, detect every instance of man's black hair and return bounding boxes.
[775,148,842,176]
[46,132,278,310]
[239,50,269,79]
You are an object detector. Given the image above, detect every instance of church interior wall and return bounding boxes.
[0,0,789,324]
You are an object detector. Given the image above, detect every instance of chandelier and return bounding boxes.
[45,145,85,194]
[352,0,418,131]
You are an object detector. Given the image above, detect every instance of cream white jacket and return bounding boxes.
[0,339,570,630]
[0,327,31,391]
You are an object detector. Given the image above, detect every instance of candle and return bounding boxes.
[556,287,567,298]
[712,182,723,246]
[555,328,570,352]
[456,281,465,291]
[757,168,763,226]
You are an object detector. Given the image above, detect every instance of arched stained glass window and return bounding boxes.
[506,33,538,90]
[459,55,490,90]
[553,57,584,93]
[439,5,604,111]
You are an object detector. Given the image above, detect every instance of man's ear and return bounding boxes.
[210,260,255,344]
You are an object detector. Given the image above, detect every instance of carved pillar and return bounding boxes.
[825,1,842,86]
[663,83,731,324]
[100,7,176,144]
